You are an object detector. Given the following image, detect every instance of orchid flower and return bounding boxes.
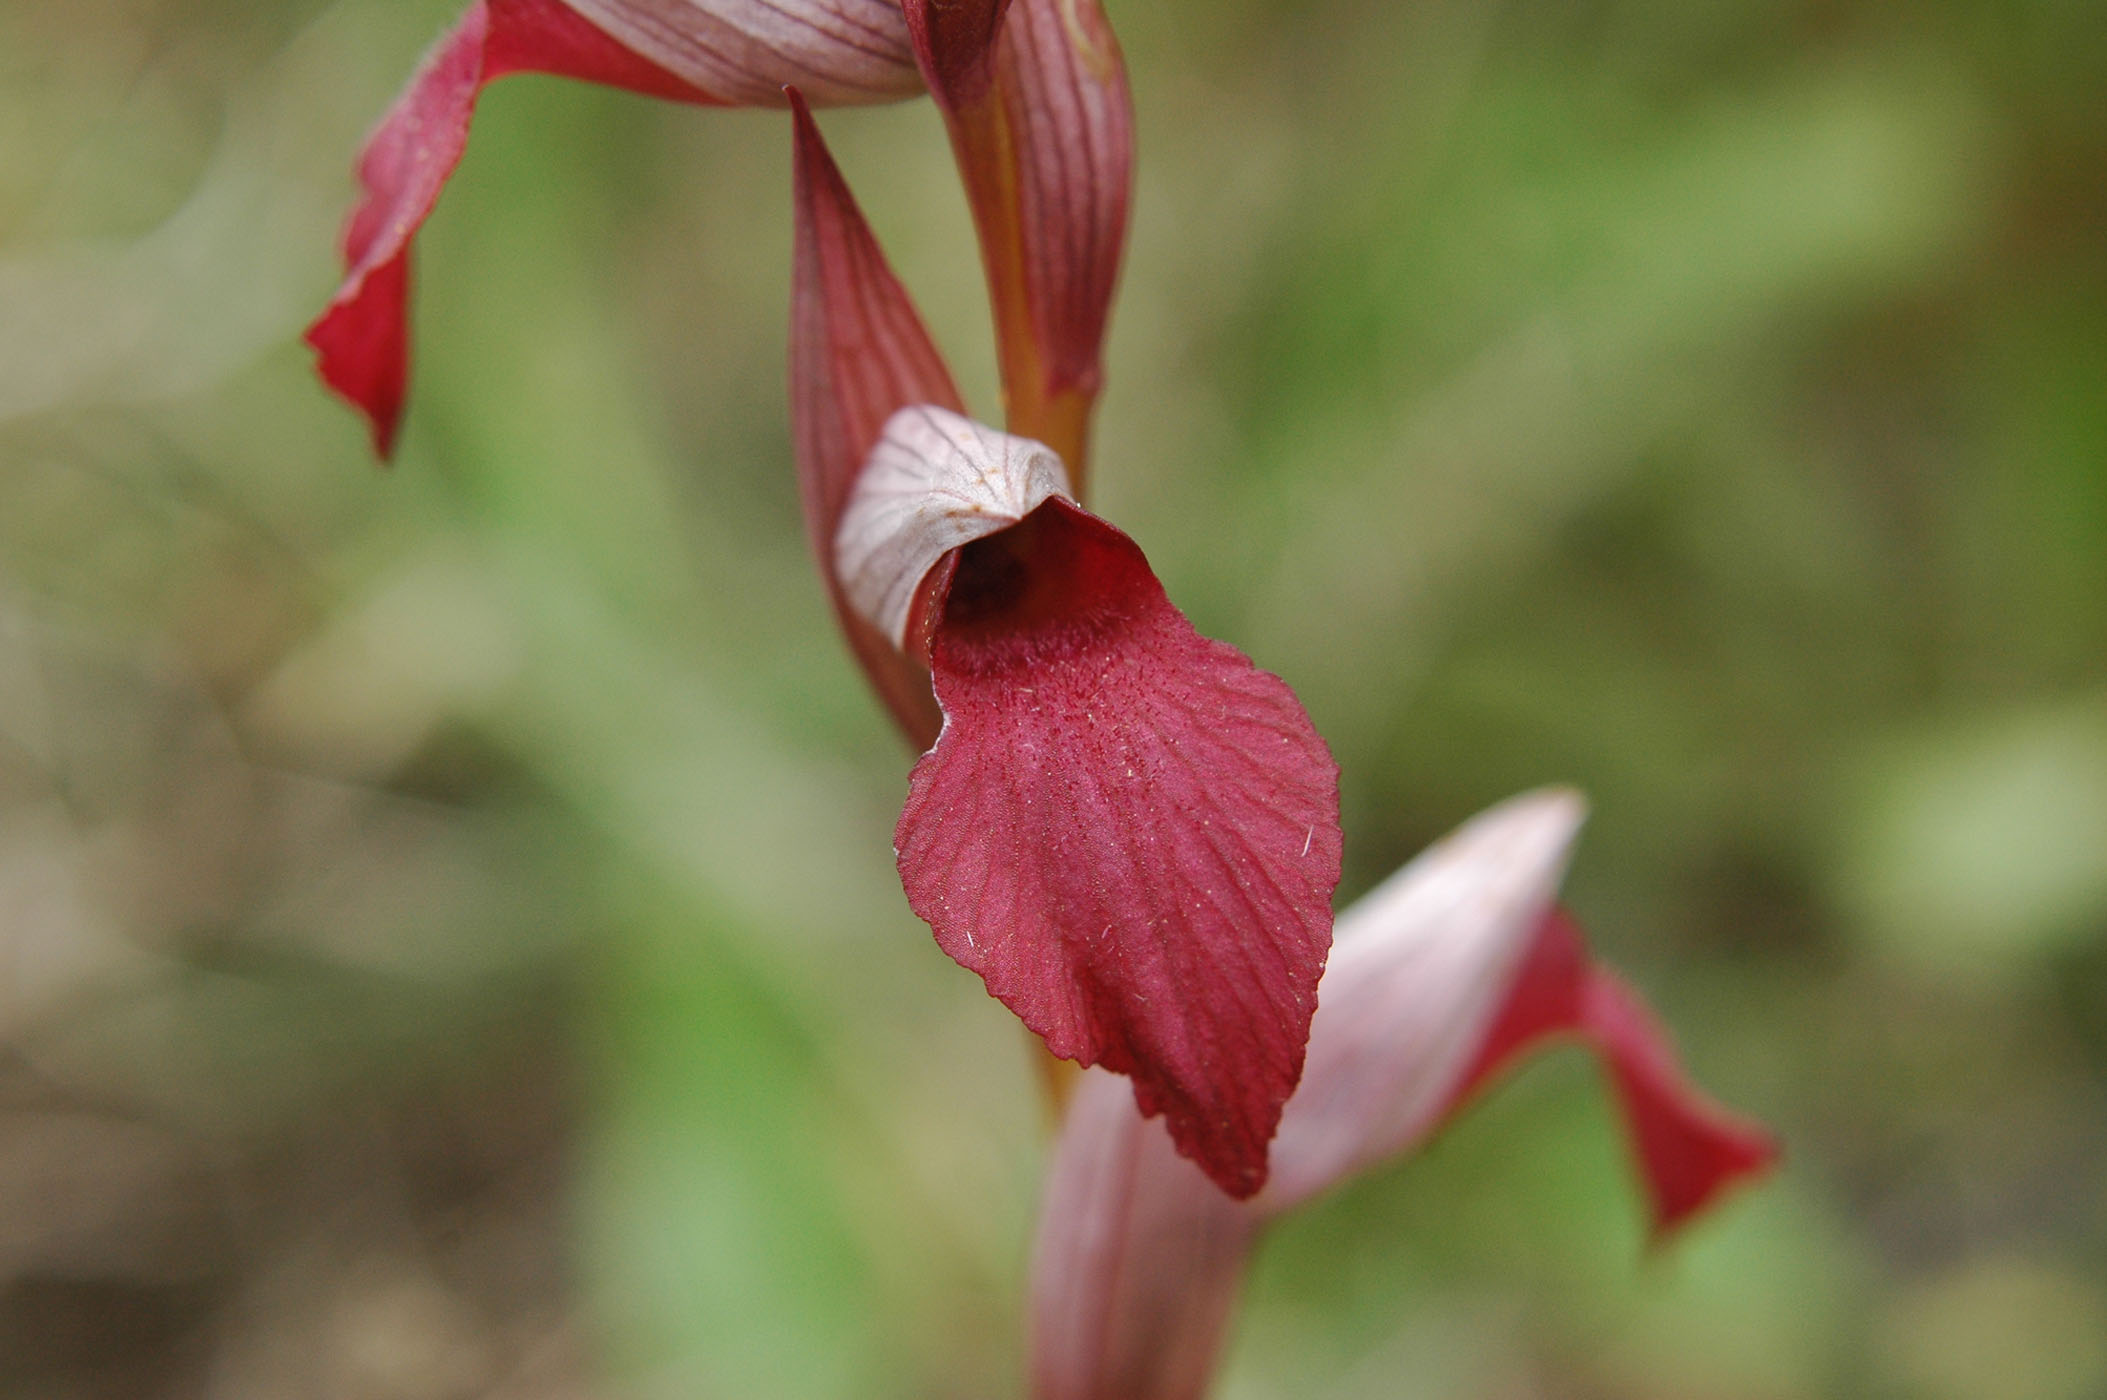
[310,0,1767,1248]
[789,94,1340,1198]
[307,0,1128,471]
[1029,790,1780,1400]
[315,0,1334,1197]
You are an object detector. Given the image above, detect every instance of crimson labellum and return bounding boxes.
[833,404,1343,1199]
[1030,790,1779,1400]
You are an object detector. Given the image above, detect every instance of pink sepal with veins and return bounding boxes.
[902,0,1132,465]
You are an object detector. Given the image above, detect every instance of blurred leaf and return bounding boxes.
[1874,1256,2107,1400]
[1838,700,2107,980]
[579,877,881,1400]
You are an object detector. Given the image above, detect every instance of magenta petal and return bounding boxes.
[306,0,721,457]
[1447,907,1779,1240]
[897,499,1342,1198]
[789,94,964,748]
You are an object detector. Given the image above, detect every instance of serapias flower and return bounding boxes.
[788,93,1342,1199]
[1029,790,1780,1400]
[308,0,1129,468]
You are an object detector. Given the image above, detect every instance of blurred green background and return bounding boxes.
[4,0,2105,1396]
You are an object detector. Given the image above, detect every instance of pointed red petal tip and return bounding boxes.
[895,499,1343,1198]
[1583,964,1781,1240]
[788,91,963,748]
[1450,907,1778,1240]
[307,0,723,458]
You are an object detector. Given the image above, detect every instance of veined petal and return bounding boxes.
[894,494,1343,1199]
[789,93,963,747]
[1029,791,1777,1400]
[988,0,1131,408]
[308,0,921,458]
[909,0,1133,477]
[567,0,919,105]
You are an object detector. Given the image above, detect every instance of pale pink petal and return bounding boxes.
[788,92,963,747]
[1257,790,1588,1210]
[897,497,1342,1198]
[567,0,920,104]
[834,405,1073,649]
[309,0,921,458]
